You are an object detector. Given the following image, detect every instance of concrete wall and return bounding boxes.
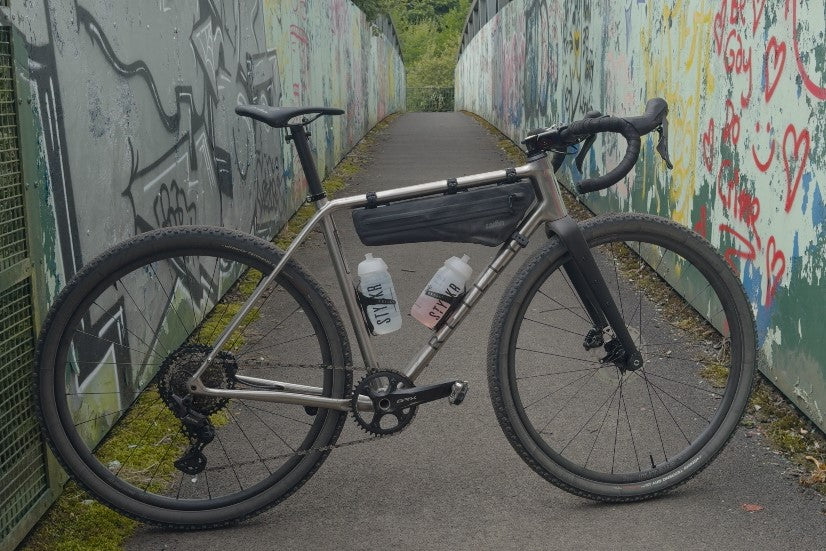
[11,0,404,304]
[455,0,826,429]
[5,0,403,445]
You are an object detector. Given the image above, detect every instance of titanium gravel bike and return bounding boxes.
[35,99,757,528]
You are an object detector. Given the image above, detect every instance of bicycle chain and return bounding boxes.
[185,361,407,475]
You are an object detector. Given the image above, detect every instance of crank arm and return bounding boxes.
[383,380,468,410]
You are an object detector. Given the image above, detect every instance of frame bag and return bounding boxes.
[352,180,536,247]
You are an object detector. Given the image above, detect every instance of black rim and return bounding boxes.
[46,237,342,511]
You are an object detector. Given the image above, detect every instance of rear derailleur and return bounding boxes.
[168,394,215,475]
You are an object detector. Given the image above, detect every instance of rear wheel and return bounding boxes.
[489,214,756,500]
[36,226,351,528]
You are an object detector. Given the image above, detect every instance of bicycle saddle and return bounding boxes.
[235,105,345,128]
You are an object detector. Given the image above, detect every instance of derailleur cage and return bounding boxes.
[170,394,215,475]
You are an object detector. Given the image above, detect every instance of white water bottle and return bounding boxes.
[357,254,402,335]
[411,255,473,329]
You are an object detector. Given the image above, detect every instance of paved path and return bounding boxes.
[128,113,826,551]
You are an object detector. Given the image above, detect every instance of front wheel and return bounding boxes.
[488,213,756,501]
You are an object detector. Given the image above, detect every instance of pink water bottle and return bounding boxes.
[411,255,473,329]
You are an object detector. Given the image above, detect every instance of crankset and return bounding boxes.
[351,370,469,436]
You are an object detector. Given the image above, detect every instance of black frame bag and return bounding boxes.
[352,180,536,247]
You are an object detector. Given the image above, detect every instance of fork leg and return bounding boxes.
[547,215,643,370]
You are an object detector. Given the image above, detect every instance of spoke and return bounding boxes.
[226,406,272,475]
[536,287,592,326]
[560,381,621,455]
[213,430,244,491]
[203,255,223,343]
[621,379,641,472]
[203,468,213,500]
[668,282,714,325]
[238,331,317,359]
[625,243,667,327]
[93,298,168,359]
[73,409,125,427]
[115,285,171,356]
[143,436,180,492]
[642,369,669,463]
[638,241,643,351]
[234,304,303,359]
[74,392,161,429]
[524,369,598,411]
[559,269,598,326]
[644,371,725,397]
[516,366,610,381]
[611,374,624,474]
[516,346,603,365]
[226,274,285,352]
[237,401,297,452]
[240,402,313,426]
[73,329,155,360]
[583,384,621,467]
[609,242,625,318]
[148,262,192,338]
[537,368,601,431]
[522,317,591,338]
[634,371,711,424]
[645,375,692,445]
[175,471,185,499]
[113,399,169,479]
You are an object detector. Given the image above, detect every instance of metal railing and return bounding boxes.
[459,0,512,57]
[0,25,50,550]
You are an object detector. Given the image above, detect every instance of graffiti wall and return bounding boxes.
[455,0,826,429]
[5,1,403,441]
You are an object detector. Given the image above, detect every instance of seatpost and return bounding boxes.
[288,124,326,202]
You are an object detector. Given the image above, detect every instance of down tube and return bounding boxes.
[403,209,547,382]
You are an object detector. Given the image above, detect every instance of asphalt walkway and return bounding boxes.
[127,113,826,551]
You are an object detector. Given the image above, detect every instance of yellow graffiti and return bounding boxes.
[641,0,713,225]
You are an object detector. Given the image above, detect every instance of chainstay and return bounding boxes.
[184,361,402,473]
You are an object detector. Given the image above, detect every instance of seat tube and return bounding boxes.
[289,125,326,200]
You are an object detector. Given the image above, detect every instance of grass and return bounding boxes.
[467,108,826,498]
[20,113,398,551]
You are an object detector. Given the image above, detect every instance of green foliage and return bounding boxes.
[353,0,472,88]
[351,0,391,21]
[380,0,470,88]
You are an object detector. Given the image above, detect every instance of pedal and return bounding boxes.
[448,381,469,405]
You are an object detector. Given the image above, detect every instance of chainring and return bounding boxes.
[158,344,237,416]
[351,370,417,436]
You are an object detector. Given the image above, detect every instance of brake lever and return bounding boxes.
[574,110,603,173]
[575,134,596,173]
[656,118,674,170]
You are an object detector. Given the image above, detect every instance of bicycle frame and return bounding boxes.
[188,144,641,413]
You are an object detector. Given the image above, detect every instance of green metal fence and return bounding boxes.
[406,86,455,112]
[0,25,52,551]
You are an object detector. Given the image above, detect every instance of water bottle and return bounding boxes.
[357,253,402,335]
[411,255,473,329]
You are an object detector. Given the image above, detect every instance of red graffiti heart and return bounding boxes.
[752,0,767,35]
[764,37,786,103]
[765,236,785,307]
[782,124,810,213]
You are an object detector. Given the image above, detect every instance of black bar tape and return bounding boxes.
[576,136,641,194]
